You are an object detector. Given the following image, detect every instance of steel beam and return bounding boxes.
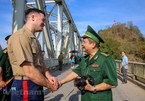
[35,0,55,58]
[11,0,82,61]
[12,0,26,33]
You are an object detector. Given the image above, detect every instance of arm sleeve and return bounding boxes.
[72,65,82,77]
[103,56,118,86]
[73,58,87,77]
[11,35,33,66]
[125,56,128,64]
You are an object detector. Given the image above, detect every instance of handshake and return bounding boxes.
[45,76,62,92]
[46,75,94,94]
[45,75,68,92]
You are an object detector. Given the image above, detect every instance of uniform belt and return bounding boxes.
[14,76,29,80]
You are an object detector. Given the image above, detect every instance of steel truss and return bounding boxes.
[11,0,82,60]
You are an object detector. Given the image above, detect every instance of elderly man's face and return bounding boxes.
[82,38,93,53]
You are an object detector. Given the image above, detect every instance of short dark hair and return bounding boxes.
[25,8,45,19]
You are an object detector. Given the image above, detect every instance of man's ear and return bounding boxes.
[31,14,35,21]
[92,42,96,49]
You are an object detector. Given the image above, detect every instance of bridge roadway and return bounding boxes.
[44,65,145,101]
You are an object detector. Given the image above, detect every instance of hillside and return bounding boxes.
[99,22,145,62]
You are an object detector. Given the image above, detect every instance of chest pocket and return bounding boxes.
[31,39,37,54]
[88,64,103,84]
[31,38,41,66]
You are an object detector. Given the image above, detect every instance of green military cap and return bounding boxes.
[81,25,104,44]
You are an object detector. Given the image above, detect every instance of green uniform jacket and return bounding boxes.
[0,48,13,101]
[73,50,118,101]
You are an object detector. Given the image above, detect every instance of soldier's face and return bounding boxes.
[34,13,45,32]
[82,38,92,52]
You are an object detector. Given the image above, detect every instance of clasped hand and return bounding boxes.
[47,76,61,92]
[0,81,5,90]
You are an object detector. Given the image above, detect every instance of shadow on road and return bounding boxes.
[45,94,64,101]
[68,90,80,101]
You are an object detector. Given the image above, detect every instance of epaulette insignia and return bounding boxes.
[100,52,108,56]
[94,56,98,60]
[3,49,7,53]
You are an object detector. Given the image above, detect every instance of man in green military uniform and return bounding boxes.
[0,35,13,101]
[60,25,118,101]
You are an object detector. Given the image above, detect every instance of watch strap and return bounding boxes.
[93,86,97,94]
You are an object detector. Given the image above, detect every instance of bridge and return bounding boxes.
[2,0,145,101]
[43,62,145,101]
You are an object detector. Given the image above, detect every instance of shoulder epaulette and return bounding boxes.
[3,49,7,53]
[100,52,109,56]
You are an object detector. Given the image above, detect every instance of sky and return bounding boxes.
[0,0,145,49]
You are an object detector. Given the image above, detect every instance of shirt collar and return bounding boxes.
[86,50,101,65]
[23,26,36,38]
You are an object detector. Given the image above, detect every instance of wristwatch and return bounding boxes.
[93,86,97,94]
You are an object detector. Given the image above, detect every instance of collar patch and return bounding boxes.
[94,56,98,60]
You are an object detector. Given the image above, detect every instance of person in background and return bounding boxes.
[60,25,118,101]
[70,55,76,69]
[58,52,64,71]
[121,51,128,84]
[0,35,13,101]
[0,45,2,50]
[42,50,45,57]
[75,53,82,64]
[7,8,59,101]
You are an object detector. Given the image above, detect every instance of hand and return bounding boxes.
[46,80,58,92]
[84,80,94,92]
[59,81,63,87]
[48,76,59,88]
[0,81,5,90]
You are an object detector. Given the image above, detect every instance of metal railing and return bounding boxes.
[44,58,145,84]
[116,60,145,84]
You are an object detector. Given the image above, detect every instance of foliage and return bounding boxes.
[98,22,145,62]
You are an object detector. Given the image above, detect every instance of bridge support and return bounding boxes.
[12,0,26,33]
[11,0,82,64]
